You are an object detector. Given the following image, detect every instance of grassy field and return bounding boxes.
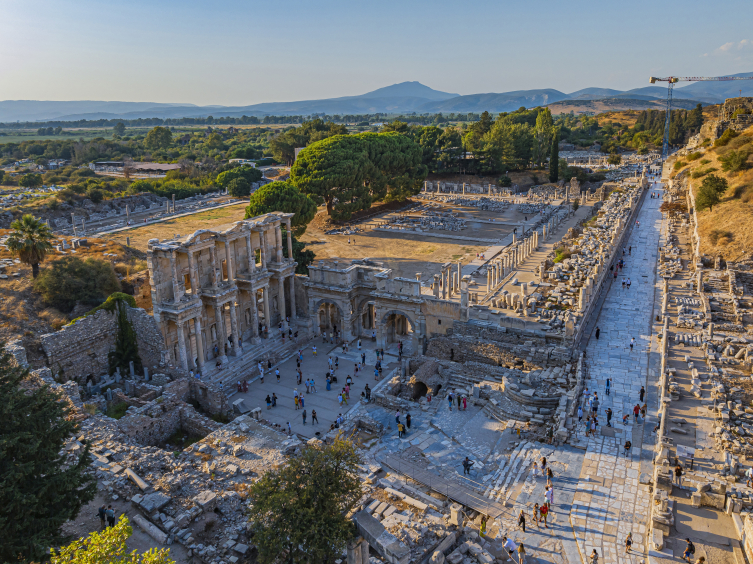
[101,202,250,250]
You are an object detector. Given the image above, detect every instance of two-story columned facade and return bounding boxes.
[147,213,297,372]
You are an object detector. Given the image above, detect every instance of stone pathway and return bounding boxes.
[570,183,666,564]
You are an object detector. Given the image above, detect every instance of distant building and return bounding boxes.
[228,159,256,167]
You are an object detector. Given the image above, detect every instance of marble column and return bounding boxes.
[194,317,205,370]
[487,270,491,292]
[209,245,219,287]
[277,276,288,329]
[245,233,255,273]
[262,286,271,330]
[214,304,227,361]
[285,219,294,260]
[275,224,283,263]
[187,250,199,295]
[176,320,188,370]
[169,251,181,302]
[258,230,267,270]
[224,240,234,283]
[229,302,240,355]
[288,275,296,319]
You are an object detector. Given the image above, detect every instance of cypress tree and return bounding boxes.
[0,348,97,562]
[549,128,559,183]
[108,299,143,376]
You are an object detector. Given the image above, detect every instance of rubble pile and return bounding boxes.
[381,211,466,232]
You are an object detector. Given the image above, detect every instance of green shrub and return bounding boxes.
[709,229,734,245]
[673,160,687,171]
[106,402,129,419]
[227,177,251,197]
[715,129,740,147]
[67,292,136,325]
[719,150,750,173]
[687,152,702,161]
[33,257,121,313]
[700,159,711,165]
[691,168,717,178]
[498,175,512,187]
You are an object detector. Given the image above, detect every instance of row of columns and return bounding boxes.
[485,230,539,292]
[431,261,463,299]
[422,181,515,197]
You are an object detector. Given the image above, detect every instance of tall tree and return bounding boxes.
[247,437,363,564]
[113,122,126,136]
[290,135,372,220]
[245,181,317,236]
[50,515,174,564]
[0,348,97,563]
[144,126,172,150]
[532,109,554,169]
[7,214,53,278]
[19,173,43,189]
[108,298,143,377]
[549,128,559,183]
[215,165,263,189]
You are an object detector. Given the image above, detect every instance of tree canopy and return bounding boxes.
[0,348,97,563]
[246,181,317,236]
[227,177,251,197]
[7,214,54,278]
[290,132,426,220]
[247,437,362,564]
[50,515,174,564]
[33,256,121,313]
[144,126,172,150]
[19,173,43,188]
[270,119,349,165]
[215,165,263,189]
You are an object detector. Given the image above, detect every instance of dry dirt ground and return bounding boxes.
[667,124,753,262]
[0,232,144,366]
[102,203,249,251]
[299,200,529,279]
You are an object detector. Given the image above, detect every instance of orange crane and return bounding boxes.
[649,75,753,160]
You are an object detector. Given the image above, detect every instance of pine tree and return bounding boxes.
[549,128,559,183]
[0,348,97,563]
[108,299,143,376]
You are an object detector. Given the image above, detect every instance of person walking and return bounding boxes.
[448,393,453,411]
[546,466,554,486]
[294,391,299,410]
[299,394,305,408]
[578,405,583,422]
[462,396,467,410]
[275,368,280,382]
[302,409,307,425]
[633,403,640,422]
[630,337,635,352]
[518,510,526,532]
[625,532,633,554]
[682,539,695,563]
[675,464,684,487]
[106,505,116,528]
[595,326,600,340]
[640,386,645,402]
[628,245,632,255]
[532,461,540,478]
[539,502,549,528]
[592,394,599,416]
[265,395,272,409]
[545,485,554,506]
[606,407,613,427]
[312,409,318,424]
[457,393,462,410]
[533,503,541,528]
[310,378,316,393]
[406,413,412,430]
[272,393,277,407]
[517,544,527,564]
[462,457,473,475]
[627,278,631,290]
[397,422,405,438]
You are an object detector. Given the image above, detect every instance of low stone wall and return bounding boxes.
[40,305,167,384]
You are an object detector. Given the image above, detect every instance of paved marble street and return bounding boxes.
[569,181,666,564]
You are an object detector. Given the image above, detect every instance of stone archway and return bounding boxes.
[379,309,417,354]
[314,299,344,336]
[357,299,376,335]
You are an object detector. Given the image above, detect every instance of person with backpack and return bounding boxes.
[98,504,107,530]
[682,539,695,563]
[675,464,684,487]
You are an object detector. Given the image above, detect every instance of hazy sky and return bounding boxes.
[2,0,752,105]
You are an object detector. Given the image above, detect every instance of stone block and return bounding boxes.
[193,490,218,512]
[139,492,171,513]
[353,510,410,564]
[125,468,149,491]
[430,550,445,564]
[132,514,167,545]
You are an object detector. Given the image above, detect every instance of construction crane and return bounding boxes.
[649,75,753,160]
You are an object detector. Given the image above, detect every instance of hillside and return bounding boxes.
[670,124,753,261]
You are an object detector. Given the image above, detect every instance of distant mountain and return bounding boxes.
[2,75,752,123]
[566,88,623,100]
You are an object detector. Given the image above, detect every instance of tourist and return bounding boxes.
[517,543,526,564]
[682,539,695,563]
[344,383,350,399]
[592,393,599,415]
[265,395,271,409]
[312,345,317,356]
[275,368,280,382]
[272,393,277,407]
[502,536,517,558]
[397,422,405,437]
[457,393,462,410]
[462,457,473,475]
[546,467,553,486]
[106,505,116,528]
[305,378,310,393]
[639,385,645,402]
[287,422,292,435]
[98,504,107,530]
[532,503,540,528]
[577,405,583,422]
[540,457,547,472]
[545,485,554,506]
[365,384,371,401]
[674,464,684,487]
[358,339,362,350]
[479,515,488,538]
[312,409,318,424]
[622,278,626,290]
[624,439,632,457]
[310,378,316,393]
[462,396,467,410]
[628,245,632,255]
[361,352,366,365]
[605,378,611,396]
[406,412,411,430]
[326,376,332,391]
[633,404,640,422]
[338,393,343,407]
[242,380,248,393]
[589,549,598,564]
[626,278,631,290]
[395,410,401,425]
[595,326,600,340]
[302,409,307,425]
[448,393,453,411]
[539,503,549,528]
[625,532,633,554]
[622,413,630,425]
[606,407,613,427]
[532,461,539,478]
[518,510,526,532]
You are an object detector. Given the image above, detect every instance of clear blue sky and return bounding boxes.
[1,0,752,105]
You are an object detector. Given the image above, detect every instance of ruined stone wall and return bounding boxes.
[189,379,229,415]
[117,398,221,446]
[422,299,462,338]
[40,305,167,383]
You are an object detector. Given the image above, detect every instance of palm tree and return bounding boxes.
[7,214,54,278]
